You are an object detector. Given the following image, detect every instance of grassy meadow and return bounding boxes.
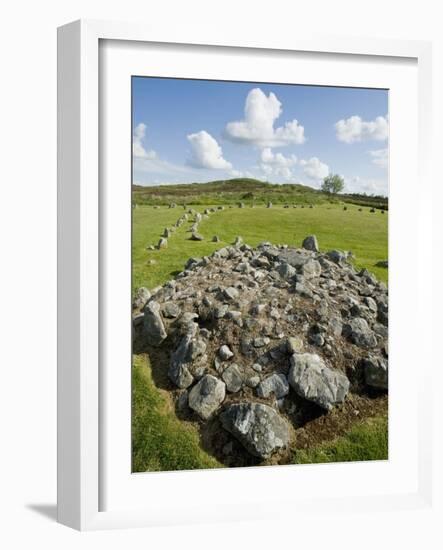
[133,202,388,290]
[132,200,388,472]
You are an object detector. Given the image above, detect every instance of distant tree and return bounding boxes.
[322,174,345,194]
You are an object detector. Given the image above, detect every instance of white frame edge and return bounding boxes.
[57,19,433,531]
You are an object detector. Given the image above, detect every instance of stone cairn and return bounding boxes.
[133,235,388,461]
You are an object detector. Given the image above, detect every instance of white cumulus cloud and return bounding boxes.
[335,115,388,144]
[259,147,297,179]
[369,148,388,168]
[133,122,157,159]
[299,157,329,181]
[224,88,306,148]
[187,130,232,170]
[344,175,388,196]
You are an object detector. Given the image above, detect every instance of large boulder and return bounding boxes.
[143,300,167,346]
[288,353,350,410]
[220,402,290,458]
[188,375,226,419]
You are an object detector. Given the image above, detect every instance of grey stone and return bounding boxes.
[220,402,290,458]
[168,361,194,389]
[343,317,378,348]
[245,375,261,388]
[326,250,346,264]
[218,345,234,360]
[301,259,322,279]
[162,302,181,318]
[143,300,167,346]
[132,287,151,310]
[287,336,304,354]
[168,322,202,388]
[328,317,343,337]
[191,232,204,241]
[252,363,263,373]
[253,337,270,348]
[234,236,243,246]
[277,262,296,280]
[256,373,289,399]
[278,249,311,268]
[222,364,244,392]
[212,235,220,242]
[302,235,319,252]
[132,313,144,326]
[363,296,378,313]
[375,260,388,268]
[288,353,350,410]
[157,237,168,249]
[223,286,239,301]
[213,304,229,319]
[188,375,226,419]
[309,333,325,346]
[363,356,388,390]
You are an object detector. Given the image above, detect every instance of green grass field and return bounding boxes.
[293,416,388,464]
[133,203,388,290]
[132,202,388,471]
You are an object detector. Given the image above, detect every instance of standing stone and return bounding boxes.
[188,375,226,419]
[212,235,220,243]
[267,202,273,208]
[288,353,350,410]
[220,402,290,458]
[190,232,204,241]
[143,300,167,346]
[157,237,168,249]
[302,235,319,253]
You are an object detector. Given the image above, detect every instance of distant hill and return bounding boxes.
[132,178,388,209]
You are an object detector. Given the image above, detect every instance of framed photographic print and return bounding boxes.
[57,19,433,530]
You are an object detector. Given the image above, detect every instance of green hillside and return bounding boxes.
[132,178,388,209]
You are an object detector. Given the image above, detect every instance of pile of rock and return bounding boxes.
[133,236,388,460]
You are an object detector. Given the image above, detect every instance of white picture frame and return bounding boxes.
[57,19,433,531]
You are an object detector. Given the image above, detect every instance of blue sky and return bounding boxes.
[132,77,389,196]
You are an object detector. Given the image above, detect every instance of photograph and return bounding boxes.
[131,76,389,472]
